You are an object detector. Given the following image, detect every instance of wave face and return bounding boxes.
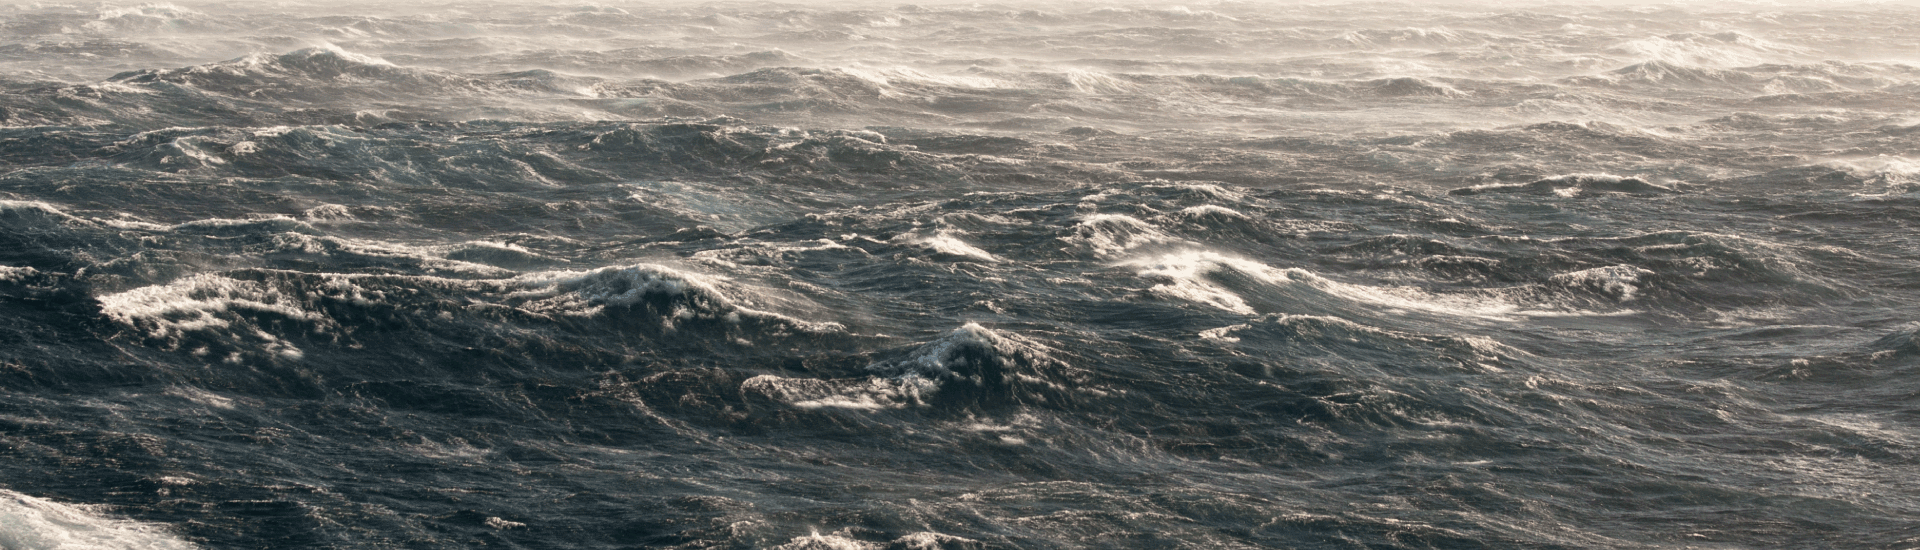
[3,1,1920,548]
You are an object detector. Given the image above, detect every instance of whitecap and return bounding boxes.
[1551,265,1656,301]
[1065,214,1173,258]
[0,488,197,550]
[96,273,325,360]
[510,264,842,333]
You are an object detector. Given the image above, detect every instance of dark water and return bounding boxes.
[2,1,1919,548]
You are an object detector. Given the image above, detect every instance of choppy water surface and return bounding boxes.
[3,1,1919,548]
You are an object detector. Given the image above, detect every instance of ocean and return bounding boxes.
[1,1,1917,548]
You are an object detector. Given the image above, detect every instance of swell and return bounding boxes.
[3,3,1920,550]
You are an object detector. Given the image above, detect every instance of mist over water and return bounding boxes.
[2,1,1919,548]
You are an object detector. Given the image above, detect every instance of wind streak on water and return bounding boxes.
[2,1,1919,548]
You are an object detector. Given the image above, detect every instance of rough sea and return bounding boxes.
[2,1,1918,548]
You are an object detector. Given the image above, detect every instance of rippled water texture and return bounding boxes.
[2,1,1919,548]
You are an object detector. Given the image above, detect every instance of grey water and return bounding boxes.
[1,1,1918,548]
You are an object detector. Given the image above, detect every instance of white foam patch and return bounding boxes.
[1301,269,1530,320]
[1128,250,1594,320]
[269,234,516,277]
[219,44,397,75]
[1825,156,1920,189]
[157,135,227,167]
[767,529,975,550]
[175,216,311,232]
[1205,313,1380,341]
[748,324,1018,410]
[1174,204,1247,220]
[1144,182,1245,201]
[512,264,741,320]
[1161,204,1259,231]
[96,274,324,360]
[748,323,1067,410]
[771,531,877,550]
[1551,265,1655,301]
[0,488,197,550]
[301,204,353,221]
[1451,173,1672,196]
[405,438,491,461]
[1610,31,1808,68]
[897,231,997,262]
[163,386,236,410]
[0,200,89,225]
[1054,69,1138,95]
[94,2,200,19]
[99,215,314,235]
[510,264,842,332]
[691,239,850,267]
[1205,313,1530,367]
[889,532,982,549]
[1124,250,1270,314]
[97,274,323,338]
[483,517,524,530]
[1067,214,1173,258]
[878,322,1041,382]
[837,66,1003,90]
[0,266,39,283]
[441,240,558,269]
[1198,324,1245,342]
[741,374,930,411]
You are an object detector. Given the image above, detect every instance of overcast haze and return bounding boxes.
[2,0,1918,548]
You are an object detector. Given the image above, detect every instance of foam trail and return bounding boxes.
[0,489,196,550]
